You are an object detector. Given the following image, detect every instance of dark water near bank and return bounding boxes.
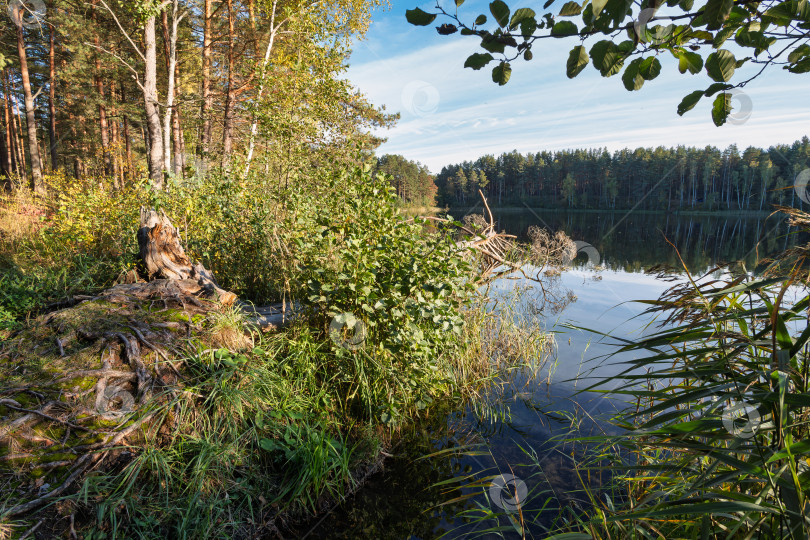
[299,210,803,539]
[492,208,798,273]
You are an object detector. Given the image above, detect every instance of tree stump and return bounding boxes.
[137,207,237,306]
[0,208,246,520]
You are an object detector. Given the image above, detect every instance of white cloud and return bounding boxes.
[347,14,810,172]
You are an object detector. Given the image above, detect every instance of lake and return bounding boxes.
[296,209,803,539]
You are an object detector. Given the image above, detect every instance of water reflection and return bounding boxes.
[302,210,804,539]
[493,209,802,273]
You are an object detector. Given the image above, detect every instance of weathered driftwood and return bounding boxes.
[137,207,237,306]
[417,192,517,280]
[238,301,300,331]
[0,279,222,517]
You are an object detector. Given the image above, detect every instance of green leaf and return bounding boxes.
[766,439,810,463]
[589,40,624,76]
[735,28,758,47]
[711,92,731,126]
[520,17,537,37]
[480,35,506,53]
[591,0,609,16]
[677,90,703,115]
[705,49,736,82]
[622,58,645,90]
[509,7,535,29]
[617,40,635,54]
[788,43,810,63]
[566,45,589,78]
[405,8,437,26]
[551,20,578,37]
[490,0,510,27]
[524,49,533,60]
[558,1,582,16]
[735,28,777,55]
[679,0,694,9]
[788,57,810,73]
[615,501,777,519]
[602,0,630,26]
[689,29,713,41]
[712,26,735,47]
[638,56,661,80]
[259,438,282,453]
[678,51,703,74]
[703,0,734,30]
[764,0,810,25]
[464,52,495,70]
[475,14,488,25]
[455,0,465,6]
[492,61,512,85]
[543,0,555,8]
[703,82,733,96]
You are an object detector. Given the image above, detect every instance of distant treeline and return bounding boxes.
[374,154,437,207]
[435,137,810,211]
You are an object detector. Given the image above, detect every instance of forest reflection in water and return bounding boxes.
[488,208,801,273]
[299,209,804,539]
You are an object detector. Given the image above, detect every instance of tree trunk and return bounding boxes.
[0,113,8,183]
[173,61,185,177]
[95,77,110,176]
[175,103,186,177]
[110,80,122,188]
[221,0,236,170]
[10,78,28,182]
[161,5,184,177]
[143,16,164,187]
[243,0,278,178]
[160,8,173,175]
[92,1,111,177]
[121,81,133,179]
[16,24,44,192]
[48,20,58,171]
[199,0,213,158]
[1,71,14,175]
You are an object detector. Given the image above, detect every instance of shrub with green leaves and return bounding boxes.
[290,165,477,423]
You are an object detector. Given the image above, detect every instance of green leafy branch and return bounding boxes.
[408,0,810,125]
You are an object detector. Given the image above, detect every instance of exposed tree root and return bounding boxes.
[0,280,228,520]
[0,209,245,522]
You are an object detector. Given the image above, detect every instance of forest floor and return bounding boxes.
[0,276,390,538]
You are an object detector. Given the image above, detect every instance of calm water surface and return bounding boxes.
[299,210,802,539]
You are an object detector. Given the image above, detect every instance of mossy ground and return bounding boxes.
[0,280,270,537]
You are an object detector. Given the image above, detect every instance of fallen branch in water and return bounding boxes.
[416,190,578,312]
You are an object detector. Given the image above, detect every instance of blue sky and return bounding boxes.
[346,1,810,173]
